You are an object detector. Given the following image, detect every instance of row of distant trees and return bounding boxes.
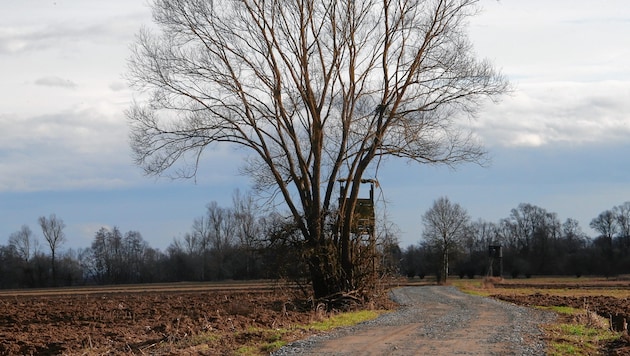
[401,198,630,281]
[3,190,401,289]
[2,194,629,289]
[0,191,305,288]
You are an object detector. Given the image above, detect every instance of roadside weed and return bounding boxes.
[546,320,619,355]
[537,306,581,315]
[307,310,383,331]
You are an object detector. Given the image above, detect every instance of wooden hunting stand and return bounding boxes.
[338,179,378,279]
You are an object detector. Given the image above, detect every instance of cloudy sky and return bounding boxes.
[1,0,629,252]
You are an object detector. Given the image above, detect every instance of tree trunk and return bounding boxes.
[308,245,342,299]
[441,249,448,285]
[51,250,56,287]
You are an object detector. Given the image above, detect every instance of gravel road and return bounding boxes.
[273,286,556,355]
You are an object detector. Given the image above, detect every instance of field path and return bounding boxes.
[275,286,554,355]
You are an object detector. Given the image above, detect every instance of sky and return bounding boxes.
[1,0,629,252]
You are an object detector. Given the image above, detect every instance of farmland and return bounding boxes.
[2,277,630,355]
[0,281,362,355]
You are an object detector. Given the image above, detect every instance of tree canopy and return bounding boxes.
[127,0,508,299]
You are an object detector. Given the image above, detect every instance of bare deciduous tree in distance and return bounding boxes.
[590,210,618,261]
[422,196,470,283]
[38,214,66,285]
[9,224,36,263]
[127,0,508,299]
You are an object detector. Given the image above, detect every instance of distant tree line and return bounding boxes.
[2,194,629,289]
[2,191,398,289]
[401,199,630,281]
[0,191,306,288]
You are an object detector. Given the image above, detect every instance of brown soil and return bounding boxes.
[493,293,630,324]
[0,285,321,355]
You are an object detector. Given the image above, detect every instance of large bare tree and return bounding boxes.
[128,0,508,298]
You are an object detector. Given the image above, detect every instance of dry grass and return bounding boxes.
[453,276,630,299]
[481,276,503,289]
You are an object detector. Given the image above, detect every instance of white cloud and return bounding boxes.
[465,1,630,148]
[0,107,134,192]
[109,81,128,92]
[1,1,629,186]
[0,0,151,52]
[474,81,630,147]
[34,76,77,89]
[0,1,156,192]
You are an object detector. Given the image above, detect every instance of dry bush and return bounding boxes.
[574,310,610,330]
[314,302,327,321]
[482,277,503,289]
[573,309,610,330]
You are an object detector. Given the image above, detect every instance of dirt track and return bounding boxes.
[275,286,555,356]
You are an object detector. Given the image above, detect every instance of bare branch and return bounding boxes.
[127,0,508,297]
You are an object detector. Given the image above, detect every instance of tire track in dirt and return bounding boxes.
[280,286,551,356]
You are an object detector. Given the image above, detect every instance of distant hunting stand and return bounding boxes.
[487,245,503,277]
[338,179,378,281]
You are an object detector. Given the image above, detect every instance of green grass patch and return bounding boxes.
[235,345,258,355]
[231,328,292,355]
[175,330,220,349]
[560,324,599,337]
[260,340,287,353]
[449,279,492,297]
[546,322,619,355]
[308,310,383,331]
[549,341,582,355]
[537,305,582,315]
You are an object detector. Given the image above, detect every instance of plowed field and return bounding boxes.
[0,283,320,355]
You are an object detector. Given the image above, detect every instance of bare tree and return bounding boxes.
[590,210,617,262]
[614,202,630,252]
[562,218,587,253]
[123,231,149,282]
[128,0,508,298]
[205,201,236,279]
[38,214,66,284]
[422,196,469,283]
[8,224,37,263]
[188,215,211,280]
[590,210,618,241]
[232,190,261,248]
[205,201,235,253]
[465,219,497,256]
[232,190,263,277]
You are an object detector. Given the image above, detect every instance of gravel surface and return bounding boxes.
[272,286,557,355]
